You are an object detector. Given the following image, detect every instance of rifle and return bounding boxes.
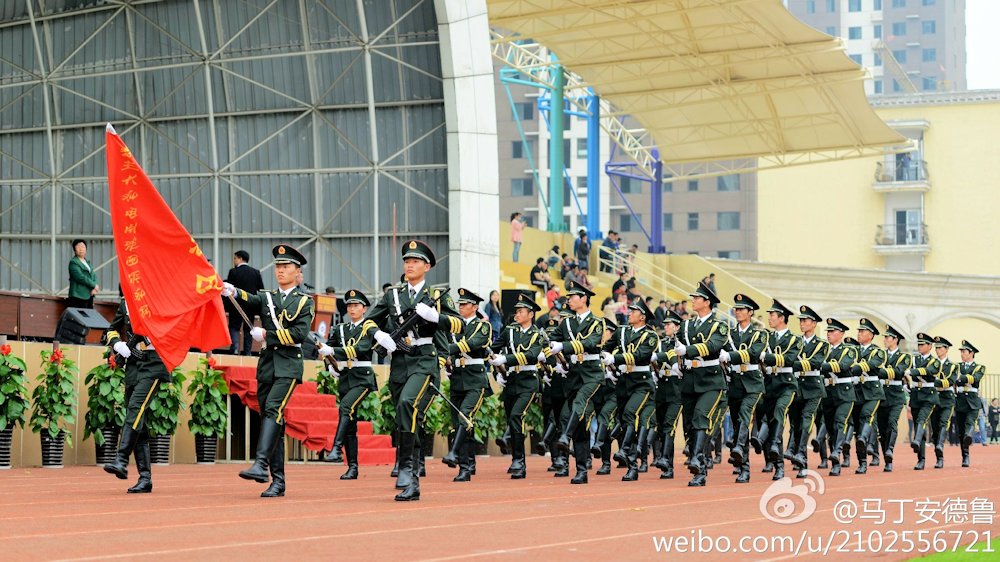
[538,329,570,373]
[308,332,341,374]
[374,287,451,358]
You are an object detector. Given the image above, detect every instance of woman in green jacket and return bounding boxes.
[67,239,99,308]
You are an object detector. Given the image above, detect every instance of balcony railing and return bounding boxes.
[875,159,929,183]
[875,223,929,246]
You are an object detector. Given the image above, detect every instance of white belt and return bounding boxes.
[939,387,954,393]
[405,337,433,347]
[455,358,485,366]
[957,387,978,394]
[684,359,720,368]
[730,364,759,373]
[886,380,904,386]
[834,377,856,384]
[775,367,793,374]
[621,365,650,372]
[570,354,600,364]
[799,371,821,378]
[917,382,936,388]
[336,360,372,369]
[512,365,537,372]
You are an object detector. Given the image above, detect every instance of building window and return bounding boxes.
[850,54,863,65]
[663,213,673,231]
[522,214,534,228]
[825,26,836,36]
[922,77,937,91]
[892,0,905,7]
[619,176,642,194]
[806,0,816,14]
[576,176,588,190]
[922,48,936,62]
[687,213,699,231]
[512,140,532,159]
[511,178,533,197]
[892,79,901,92]
[662,176,673,193]
[717,212,741,231]
[874,24,882,38]
[849,27,862,40]
[849,0,862,12]
[874,53,883,66]
[826,0,836,12]
[563,138,571,164]
[717,250,741,259]
[921,20,936,34]
[874,80,884,94]
[513,102,533,120]
[576,139,587,159]
[892,49,907,63]
[717,175,739,192]
[620,214,642,233]
[892,22,906,36]
[922,0,935,5]
[687,179,699,192]
[874,0,882,8]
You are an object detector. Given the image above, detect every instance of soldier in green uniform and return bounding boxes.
[674,281,729,487]
[907,332,941,470]
[849,318,886,474]
[819,318,859,476]
[548,281,605,484]
[930,336,958,469]
[718,294,766,483]
[317,289,379,480]
[592,318,620,475]
[954,340,985,467]
[536,308,569,475]
[753,300,802,481]
[785,305,829,479]
[490,292,544,479]
[102,298,171,493]
[601,299,659,481]
[435,288,493,482]
[876,324,911,472]
[364,240,462,501]
[223,244,315,498]
[651,310,684,479]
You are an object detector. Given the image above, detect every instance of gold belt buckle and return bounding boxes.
[627,365,634,373]
[346,360,353,369]
[740,364,747,373]
[459,358,466,367]
[691,360,700,368]
[405,337,413,346]
[576,354,584,363]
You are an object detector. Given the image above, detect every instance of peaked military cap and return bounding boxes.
[559,308,574,318]
[513,291,541,312]
[858,317,880,335]
[826,317,849,332]
[343,289,369,306]
[732,293,759,310]
[844,336,859,346]
[629,298,654,320]
[797,304,822,322]
[933,335,953,348]
[272,244,307,266]
[916,332,934,345]
[767,298,793,317]
[566,280,596,298]
[689,280,720,305]
[883,324,905,340]
[960,339,979,354]
[663,310,683,325]
[401,239,436,267]
[603,317,618,332]
[456,288,484,306]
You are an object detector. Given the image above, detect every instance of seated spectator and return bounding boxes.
[547,246,562,271]
[601,297,616,320]
[529,257,551,293]
[655,299,669,325]
[612,271,630,298]
[577,267,593,291]
[563,263,580,289]
[545,285,561,310]
[614,293,629,325]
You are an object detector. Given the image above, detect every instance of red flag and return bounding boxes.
[105,124,230,371]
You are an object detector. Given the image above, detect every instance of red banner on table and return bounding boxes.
[105,124,230,370]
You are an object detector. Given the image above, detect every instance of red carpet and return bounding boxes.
[221,366,395,465]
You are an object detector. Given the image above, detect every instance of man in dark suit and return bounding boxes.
[226,250,265,355]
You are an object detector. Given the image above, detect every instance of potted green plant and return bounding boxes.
[82,351,125,465]
[375,385,397,438]
[145,367,187,465]
[186,355,229,464]
[29,347,78,467]
[524,401,545,455]
[0,340,30,468]
[315,363,339,397]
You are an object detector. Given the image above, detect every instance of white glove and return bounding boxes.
[250,327,266,342]
[674,342,687,356]
[415,302,439,323]
[601,351,615,366]
[549,341,564,355]
[489,355,507,367]
[113,341,131,359]
[495,374,506,388]
[318,344,334,357]
[542,374,552,385]
[326,365,340,377]
[604,370,618,382]
[537,351,547,363]
[221,282,236,297]
[671,363,682,377]
[374,330,397,353]
[554,363,567,375]
[759,351,766,362]
[719,350,730,363]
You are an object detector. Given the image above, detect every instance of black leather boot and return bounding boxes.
[613,425,635,465]
[638,428,650,472]
[660,437,675,479]
[510,432,527,479]
[829,427,846,476]
[570,438,589,484]
[395,433,414,490]
[261,429,286,497]
[772,460,785,481]
[418,434,427,477]
[395,432,420,501]
[750,422,769,455]
[556,413,581,454]
[761,461,774,473]
[914,434,926,470]
[127,431,152,493]
[883,427,894,472]
[596,439,612,475]
[341,426,359,480]
[787,426,810,470]
[535,421,556,455]
[735,460,750,483]
[730,423,750,467]
[687,429,707,478]
[240,418,282,483]
[104,425,139,480]
[933,428,946,469]
[454,442,473,482]
[811,424,827,454]
[961,443,970,467]
[391,430,400,477]
[622,442,639,482]
[324,413,350,463]
[651,430,663,469]
[767,419,784,464]
[496,427,511,455]
[553,449,569,477]
[442,425,467,468]
[591,424,607,458]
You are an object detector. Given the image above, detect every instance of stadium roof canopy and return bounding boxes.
[487,0,906,167]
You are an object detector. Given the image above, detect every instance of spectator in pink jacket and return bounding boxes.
[511,212,525,262]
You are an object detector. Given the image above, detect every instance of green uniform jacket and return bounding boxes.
[446,316,493,394]
[364,285,462,384]
[852,344,887,401]
[68,257,98,300]
[106,298,170,385]
[821,343,859,402]
[604,324,659,390]
[793,335,829,400]
[541,318,566,399]
[654,336,683,403]
[492,323,544,395]
[908,353,942,406]
[762,330,802,392]
[677,312,729,394]
[326,319,379,392]
[879,348,912,406]
[550,312,605,383]
[955,361,986,412]
[725,323,767,395]
[236,287,315,382]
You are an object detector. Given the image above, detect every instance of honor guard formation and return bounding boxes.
[103,239,985,501]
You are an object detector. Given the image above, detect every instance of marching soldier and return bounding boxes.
[785,305,829,478]
[223,244,315,498]
[592,318,620,475]
[954,340,985,467]
[718,294,766,483]
[907,332,941,470]
[537,308,570,475]
[849,318,886,474]
[547,280,605,485]
[931,336,958,469]
[819,318,858,476]
[364,240,462,501]
[439,289,493,482]
[489,293,545,479]
[601,299,659,481]
[317,289,379,480]
[102,297,170,494]
[876,324,911,472]
[754,300,802,481]
[674,281,729,487]
[651,310,684,479]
